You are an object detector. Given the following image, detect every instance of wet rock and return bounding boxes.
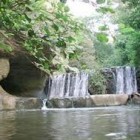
[48,96,93,108]
[48,98,73,108]
[47,94,129,108]
[72,97,87,108]
[130,93,140,104]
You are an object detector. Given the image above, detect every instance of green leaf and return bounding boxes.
[56,38,66,47]
[52,23,59,31]
[67,36,75,43]
[96,33,108,42]
[1,0,7,4]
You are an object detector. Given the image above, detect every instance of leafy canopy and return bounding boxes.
[0,0,84,74]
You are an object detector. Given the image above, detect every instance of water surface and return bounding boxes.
[0,106,140,140]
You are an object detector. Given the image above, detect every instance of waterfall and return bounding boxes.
[45,72,89,99]
[115,66,137,95]
[116,67,124,94]
[41,99,48,110]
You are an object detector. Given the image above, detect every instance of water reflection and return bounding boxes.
[0,111,16,140]
[0,106,140,140]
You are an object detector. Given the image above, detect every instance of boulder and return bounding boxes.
[72,97,87,108]
[48,98,73,108]
[130,93,140,104]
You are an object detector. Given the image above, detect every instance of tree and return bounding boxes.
[0,0,84,74]
[113,0,140,66]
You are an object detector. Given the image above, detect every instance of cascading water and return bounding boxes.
[116,67,124,94]
[45,72,89,99]
[115,66,137,95]
[41,99,48,110]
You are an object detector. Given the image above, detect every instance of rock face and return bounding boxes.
[0,86,42,110]
[88,69,116,95]
[0,54,47,97]
[0,56,44,110]
[0,58,10,81]
[103,68,116,94]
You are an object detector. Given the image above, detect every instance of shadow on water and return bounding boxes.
[0,106,140,140]
[0,111,16,140]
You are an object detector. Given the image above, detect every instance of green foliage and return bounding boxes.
[89,66,107,94]
[112,0,140,67]
[0,41,12,53]
[0,30,13,52]
[97,6,115,14]
[115,30,140,66]
[93,0,140,68]
[0,0,84,74]
[96,33,108,43]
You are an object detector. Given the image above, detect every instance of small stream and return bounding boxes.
[0,106,140,140]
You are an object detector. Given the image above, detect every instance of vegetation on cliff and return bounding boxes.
[0,0,84,74]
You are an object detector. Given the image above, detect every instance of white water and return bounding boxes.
[116,67,124,94]
[41,99,48,110]
[116,66,137,95]
[46,72,89,99]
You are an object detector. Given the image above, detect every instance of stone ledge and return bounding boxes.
[47,94,129,108]
[90,94,129,106]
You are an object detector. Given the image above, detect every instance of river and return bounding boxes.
[0,106,140,140]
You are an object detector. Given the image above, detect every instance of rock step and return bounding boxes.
[47,94,129,108]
